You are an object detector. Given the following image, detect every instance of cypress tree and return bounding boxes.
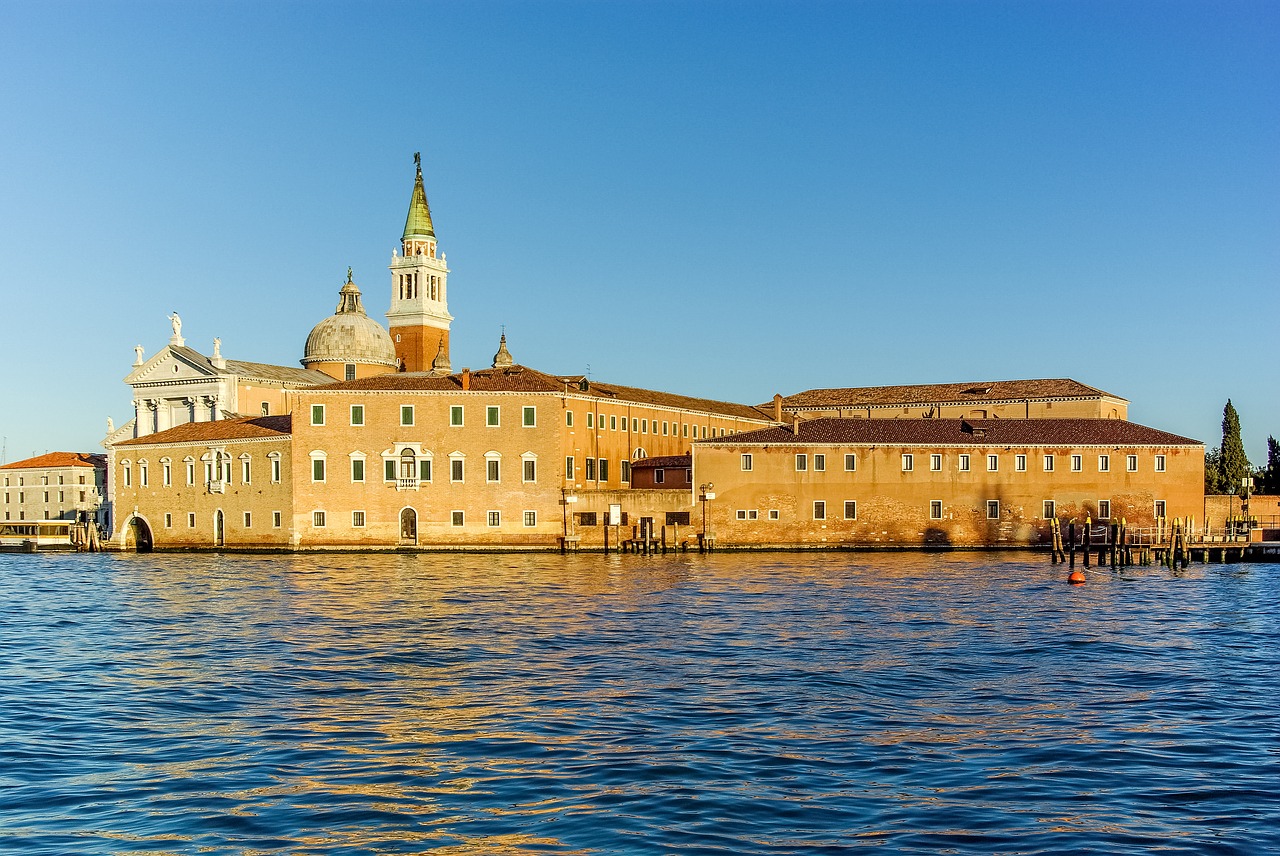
[1205,447,1225,494]
[1217,400,1249,494]
[1264,435,1280,494]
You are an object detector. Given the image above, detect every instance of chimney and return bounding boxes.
[792,413,801,436]
[773,393,783,422]
[461,368,471,391]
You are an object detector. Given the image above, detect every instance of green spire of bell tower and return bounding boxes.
[402,151,436,240]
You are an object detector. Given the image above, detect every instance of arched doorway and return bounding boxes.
[125,516,153,552]
[400,507,418,545]
[214,510,225,547]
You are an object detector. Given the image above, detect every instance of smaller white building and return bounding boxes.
[0,452,107,526]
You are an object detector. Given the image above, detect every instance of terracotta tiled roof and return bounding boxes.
[1,452,105,470]
[168,346,334,386]
[631,454,692,470]
[704,418,1200,447]
[773,378,1125,410]
[115,415,292,447]
[315,365,773,421]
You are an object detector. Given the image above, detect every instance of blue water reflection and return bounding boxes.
[0,552,1277,854]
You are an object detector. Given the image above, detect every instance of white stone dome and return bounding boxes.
[302,271,397,369]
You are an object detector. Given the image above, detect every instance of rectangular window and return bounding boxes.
[188,512,196,528]
[741,453,753,471]
[450,405,464,426]
[487,511,501,527]
[958,454,970,472]
[419,459,432,481]
[242,460,251,483]
[523,406,536,427]
[451,511,464,526]
[1015,454,1027,472]
[345,364,356,381]
[1154,500,1166,518]
[795,454,807,472]
[186,461,196,484]
[621,460,630,483]
[396,405,412,426]
[243,512,252,528]
[1155,455,1166,472]
[814,454,826,472]
[451,459,464,482]
[930,453,942,471]
[585,458,596,481]
[640,420,647,434]
[268,458,279,483]
[312,459,325,482]
[351,459,365,482]
[813,501,826,520]
[902,454,914,472]
[311,404,325,426]
[844,500,857,520]
[384,459,396,481]
[1043,455,1054,472]
[586,412,594,429]
[1127,454,1138,472]
[487,459,500,482]
[611,415,618,431]
[164,513,172,528]
[662,421,669,436]
[1098,454,1110,472]
[352,511,366,527]
[523,459,536,482]
[565,456,574,479]
[566,411,574,427]
[769,509,780,520]
[139,465,147,487]
[987,455,998,472]
[1043,500,1056,519]
[272,511,281,528]
[350,404,364,426]
[1071,454,1083,472]
[681,422,687,437]
[654,469,665,484]
[524,511,537,527]
[162,463,172,486]
[487,405,500,427]
[929,500,942,520]
[632,418,639,432]
[1098,500,1111,519]
[986,500,1000,519]
[844,453,857,471]
[598,459,609,482]
[313,511,326,527]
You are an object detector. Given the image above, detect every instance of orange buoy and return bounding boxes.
[1068,569,1087,585]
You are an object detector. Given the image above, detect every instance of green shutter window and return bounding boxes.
[385,460,396,481]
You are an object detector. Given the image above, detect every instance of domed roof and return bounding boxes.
[303,270,397,368]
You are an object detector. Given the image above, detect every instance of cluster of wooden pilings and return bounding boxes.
[70,522,104,552]
[1049,517,1191,569]
[562,523,712,554]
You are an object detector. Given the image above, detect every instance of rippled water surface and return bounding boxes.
[1,552,1277,854]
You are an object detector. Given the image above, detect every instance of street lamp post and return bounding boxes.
[698,482,714,553]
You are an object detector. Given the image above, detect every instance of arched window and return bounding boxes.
[400,448,416,479]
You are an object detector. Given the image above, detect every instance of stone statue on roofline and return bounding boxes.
[169,312,182,338]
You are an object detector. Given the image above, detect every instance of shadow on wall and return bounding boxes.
[923,527,951,548]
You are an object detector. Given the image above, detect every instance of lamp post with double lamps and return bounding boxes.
[698,482,715,552]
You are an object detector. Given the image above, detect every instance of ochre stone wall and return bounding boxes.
[390,325,448,373]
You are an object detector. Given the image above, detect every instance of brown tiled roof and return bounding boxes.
[774,378,1125,410]
[116,415,292,447]
[704,418,1200,447]
[169,346,333,386]
[1,452,105,470]
[631,454,692,470]
[314,365,773,421]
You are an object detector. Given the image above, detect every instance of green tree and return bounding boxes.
[1205,446,1226,494]
[1216,400,1250,494]
[1263,435,1280,494]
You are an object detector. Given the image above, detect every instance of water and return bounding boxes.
[0,552,1277,855]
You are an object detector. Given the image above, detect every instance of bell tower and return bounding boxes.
[387,152,453,372]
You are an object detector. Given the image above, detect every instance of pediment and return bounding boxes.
[126,346,218,385]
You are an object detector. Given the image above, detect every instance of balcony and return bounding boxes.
[207,480,227,494]
[396,477,419,491]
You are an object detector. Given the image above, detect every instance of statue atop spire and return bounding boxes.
[335,268,366,315]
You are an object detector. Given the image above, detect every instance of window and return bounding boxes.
[632,418,639,432]
[958,454,970,472]
[930,454,942,472]
[929,500,942,520]
[351,458,365,482]
[523,459,536,482]
[654,469,665,484]
[272,511,281,528]
[902,454,914,472]
[1154,500,1166,518]
[1043,455,1054,472]
[524,511,537,527]
[267,456,278,483]
[585,458,597,481]
[451,511,464,526]
[611,415,618,431]
[741,454,753,471]
[451,459,464,482]
[188,512,196,528]
[1127,454,1138,472]
[163,513,172,528]
[243,512,252,528]
[352,511,366,527]
[566,410,574,427]
[312,458,325,482]
[1071,455,1083,472]
[345,364,356,381]
[813,501,826,520]
[523,406,536,427]
[486,405,500,427]
[769,509,780,520]
[450,405,464,426]
[795,454,807,472]
[1098,500,1111,519]
[383,459,396,481]
[261,402,270,416]
[814,454,826,472]
[487,511,501,527]
[487,458,500,482]
[987,455,998,472]
[735,509,759,520]
[162,462,172,486]
[242,459,251,483]
[122,463,131,487]
[844,500,857,520]
[565,456,574,479]
[401,405,414,426]
[311,404,325,426]
[844,454,857,471]
[312,511,326,527]
[1043,500,1056,519]
[1155,455,1166,472]
[586,412,594,429]
[986,500,1000,519]
[680,422,686,436]
[139,463,148,487]
[419,459,432,481]
[662,421,669,436]
[621,460,630,483]
[598,459,609,482]
[1098,454,1110,472]
[1015,454,1027,472]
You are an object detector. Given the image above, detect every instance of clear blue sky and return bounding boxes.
[1,1,1276,465]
